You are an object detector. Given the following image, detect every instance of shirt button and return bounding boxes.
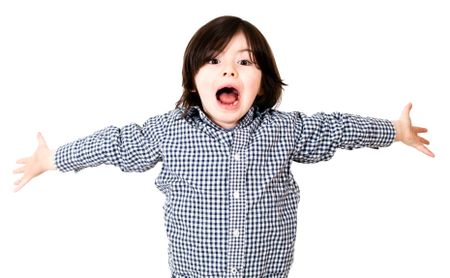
[233,229,240,237]
[233,190,240,199]
[233,153,240,161]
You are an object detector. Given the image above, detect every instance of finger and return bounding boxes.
[14,178,21,186]
[413,126,428,133]
[37,132,48,148]
[14,176,25,186]
[13,166,26,174]
[418,136,430,145]
[415,144,435,158]
[14,176,30,192]
[14,184,25,193]
[16,157,29,164]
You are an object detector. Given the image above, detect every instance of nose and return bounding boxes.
[222,62,238,78]
[223,71,236,77]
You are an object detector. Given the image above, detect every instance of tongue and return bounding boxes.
[218,92,238,104]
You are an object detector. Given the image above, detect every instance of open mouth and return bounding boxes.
[216,86,239,106]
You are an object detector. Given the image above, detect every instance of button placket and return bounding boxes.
[233,153,240,161]
[233,229,240,237]
[233,190,240,199]
[227,128,249,276]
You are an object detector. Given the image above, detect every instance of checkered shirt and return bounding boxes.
[55,106,395,278]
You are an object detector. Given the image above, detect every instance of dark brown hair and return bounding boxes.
[176,15,286,111]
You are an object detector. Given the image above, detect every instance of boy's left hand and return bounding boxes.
[393,103,435,157]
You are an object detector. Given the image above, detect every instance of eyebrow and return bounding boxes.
[209,48,254,58]
[238,48,254,53]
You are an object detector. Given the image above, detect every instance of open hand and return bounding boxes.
[13,133,56,192]
[393,103,434,158]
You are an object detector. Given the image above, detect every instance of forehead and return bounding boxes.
[215,32,253,56]
[225,32,249,48]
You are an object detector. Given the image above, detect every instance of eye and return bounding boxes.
[208,58,220,65]
[238,59,253,66]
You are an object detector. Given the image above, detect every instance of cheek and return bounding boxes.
[258,78,263,95]
[193,72,201,91]
[194,69,211,92]
[251,74,262,96]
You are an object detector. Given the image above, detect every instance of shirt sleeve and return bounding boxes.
[290,111,396,164]
[54,112,169,173]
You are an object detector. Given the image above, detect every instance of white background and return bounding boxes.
[1,0,449,277]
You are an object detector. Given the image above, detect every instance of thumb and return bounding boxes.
[37,132,48,148]
[400,102,413,121]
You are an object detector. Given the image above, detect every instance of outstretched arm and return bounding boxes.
[392,103,434,157]
[13,112,171,192]
[13,132,56,192]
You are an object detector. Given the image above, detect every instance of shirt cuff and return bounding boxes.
[54,142,84,173]
[359,117,396,149]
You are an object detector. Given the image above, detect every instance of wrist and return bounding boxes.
[48,149,57,171]
[392,120,401,142]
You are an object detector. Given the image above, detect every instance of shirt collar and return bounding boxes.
[185,106,260,132]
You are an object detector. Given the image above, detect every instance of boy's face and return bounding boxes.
[194,32,262,129]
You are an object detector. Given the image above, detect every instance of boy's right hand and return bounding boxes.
[13,133,57,192]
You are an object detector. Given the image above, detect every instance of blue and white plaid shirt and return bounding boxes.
[55,106,395,278]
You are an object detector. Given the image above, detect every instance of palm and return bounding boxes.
[396,103,434,157]
[13,133,55,192]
